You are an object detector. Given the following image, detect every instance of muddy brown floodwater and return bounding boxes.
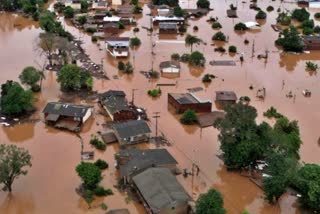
[0,0,320,213]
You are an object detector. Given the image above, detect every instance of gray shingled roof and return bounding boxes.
[113,120,151,139]
[132,168,190,213]
[159,61,180,69]
[42,102,91,118]
[100,90,131,115]
[117,148,177,177]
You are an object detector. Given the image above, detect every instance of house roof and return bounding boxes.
[117,148,178,177]
[132,168,190,213]
[43,102,91,118]
[152,16,184,22]
[159,61,180,69]
[104,22,119,28]
[100,90,131,115]
[303,35,320,42]
[113,120,151,139]
[215,91,237,101]
[106,37,130,47]
[159,22,177,30]
[169,93,211,104]
[103,16,121,22]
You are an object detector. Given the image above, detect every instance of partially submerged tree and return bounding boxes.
[255,10,267,19]
[196,0,210,9]
[305,61,318,71]
[234,22,248,31]
[212,31,227,41]
[57,64,93,92]
[0,81,33,116]
[185,34,202,53]
[130,37,141,48]
[292,8,310,22]
[180,109,197,125]
[19,66,41,92]
[189,51,206,66]
[196,189,226,214]
[0,144,32,192]
[275,26,304,52]
[80,0,89,13]
[63,6,74,19]
[173,6,186,17]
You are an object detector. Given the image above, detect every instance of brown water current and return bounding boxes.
[0,0,320,213]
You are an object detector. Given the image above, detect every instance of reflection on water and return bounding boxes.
[0,0,320,213]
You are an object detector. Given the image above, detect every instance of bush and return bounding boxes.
[133,27,139,33]
[214,46,226,52]
[292,8,310,22]
[94,159,109,170]
[314,26,320,34]
[118,22,125,29]
[130,37,141,47]
[100,203,108,210]
[123,62,133,74]
[193,26,199,31]
[171,53,180,61]
[63,6,74,19]
[197,0,210,8]
[212,22,222,29]
[178,25,187,33]
[133,5,142,14]
[234,22,248,31]
[94,186,113,196]
[86,27,96,33]
[306,61,318,71]
[255,10,267,19]
[148,88,161,97]
[228,45,237,53]
[239,96,251,104]
[118,61,125,70]
[263,106,283,119]
[303,27,313,35]
[266,6,274,12]
[91,36,98,42]
[212,31,226,41]
[301,19,314,29]
[90,136,106,150]
[315,12,320,19]
[202,74,215,83]
[180,53,190,62]
[277,12,291,25]
[180,109,197,125]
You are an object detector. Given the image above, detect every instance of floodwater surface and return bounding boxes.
[0,0,319,213]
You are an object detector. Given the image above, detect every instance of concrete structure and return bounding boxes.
[105,37,129,57]
[43,102,92,132]
[99,90,136,121]
[132,168,191,214]
[112,120,151,146]
[168,93,212,113]
[159,61,180,73]
[159,22,177,34]
[115,148,178,182]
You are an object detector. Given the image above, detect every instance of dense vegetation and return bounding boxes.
[275,26,304,52]
[180,109,197,125]
[196,189,226,214]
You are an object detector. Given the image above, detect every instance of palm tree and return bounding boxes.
[185,34,202,53]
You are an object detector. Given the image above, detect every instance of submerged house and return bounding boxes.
[159,22,177,34]
[115,148,178,182]
[152,16,184,25]
[112,120,151,146]
[132,168,191,214]
[105,37,130,57]
[302,35,320,50]
[215,91,237,106]
[159,61,180,73]
[91,0,108,10]
[43,102,92,132]
[168,93,212,113]
[103,22,120,35]
[99,90,136,121]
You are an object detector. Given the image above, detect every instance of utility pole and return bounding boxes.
[101,58,105,77]
[152,112,160,139]
[251,39,255,58]
[131,89,138,106]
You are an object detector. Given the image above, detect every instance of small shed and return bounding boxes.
[159,61,180,73]
[215,91,237,106]
[168,93,212,113]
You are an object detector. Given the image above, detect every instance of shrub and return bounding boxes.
[94,186,113,196]
[91,36,98,42]
[214,46,226,52]
[303,27,313,35]
[314,26,320,34]
[148,88,161,97]
[301,19,314,29]
[77,16,87,25]
[315,12,320,19]
[94,159,109,170]
[118,22,125,29]
[178,25,187,33]
[266,6,274,12]
[277,12,291,25]
[100,203,108,210]
[306,61,318,71]
[171,53,180,61]
[130,37,141,47]
[90,136,106,150]
[133,27,139,33]
[197,0,210,9]
[180,109,197,125]
[193,26,199,31]
[263,106,283,119]
[212,22,222,29]
[133,5,142,14]
[86,27,96,33]
[180,53,190,62]
[123,62,133,74]
[189,51,205,66]
[118,61,125,70]
[228,45,237,53]
[234,22,248,31]
[212,31,226,41]
[202,74,215,83]
[239,96,251,104]
[255,10,267,19]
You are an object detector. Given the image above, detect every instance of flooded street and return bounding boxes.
[0,0,320,213]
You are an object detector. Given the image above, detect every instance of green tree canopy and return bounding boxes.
[76,162,102,190]
[63,6,74,19]
[130,37,141,48]
[275,26,304,52]
[173,6,185,17]
[189,51,206,66]
[294,164,320,211]
[0,144,32,192]
[152,0,178,7]
[19,66,41,90]
[196,189,226,214]
[196,0,210,9]
[57,64,93,92]
[80,0,89,13]
[292,8,310,22]
[0,81,33,116]
[180,109,197,124]
[185,34,202,52]
[212,31,227,41]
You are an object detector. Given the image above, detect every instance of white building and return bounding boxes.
[105,37,130,57]
[112,0,123,5]
[103,16,121,23]
[63,0,81,10]
[159,61,181,73]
